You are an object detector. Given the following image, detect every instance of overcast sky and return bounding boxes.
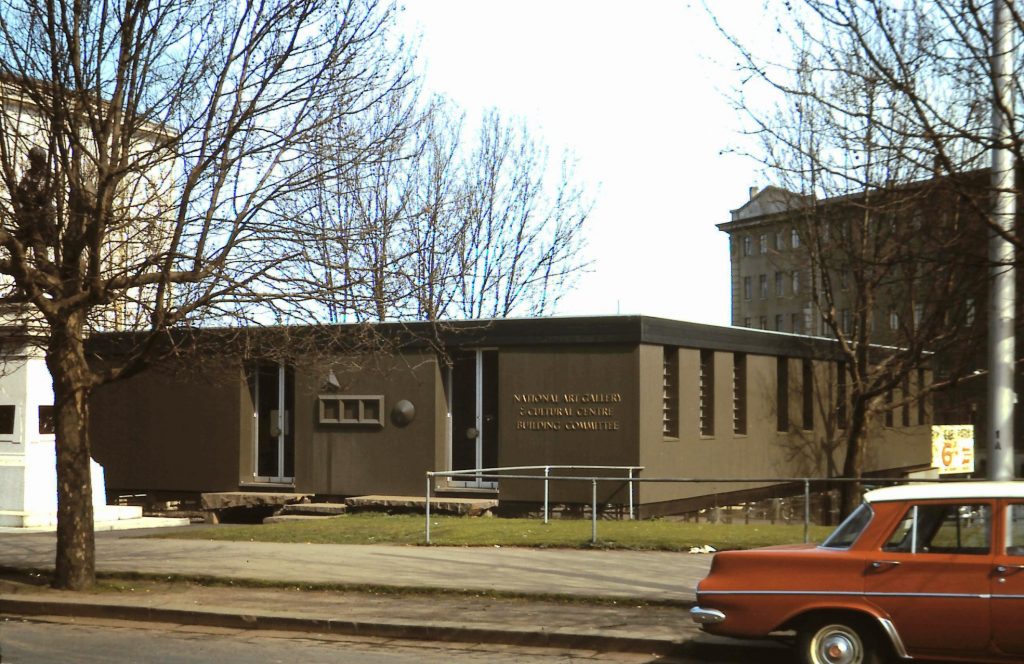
[397,1,768,326]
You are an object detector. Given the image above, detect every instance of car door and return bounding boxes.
[991,501,1024,656]
[863,501,993,656]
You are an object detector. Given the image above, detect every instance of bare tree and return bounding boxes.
[282,99,592,323]
[716,0,996,514]
[0,0,411,590]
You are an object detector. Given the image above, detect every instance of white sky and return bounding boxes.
[397,1,770,326]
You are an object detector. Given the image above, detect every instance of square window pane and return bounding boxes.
[38,405,55,435]
[0,405,13,435]
[885,503,990,554]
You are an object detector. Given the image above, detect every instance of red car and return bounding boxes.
[690,481,1024,663]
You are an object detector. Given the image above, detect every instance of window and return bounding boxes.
[837,362,847,429]
[775,230,785,250]
[1007,504,1024,556]
[841,309,851,334]
[774,271,784,297]
[743,317,751,328]
[822,503,873,549]
[742,236,753,256]
[733,353,747,435]
[759,274,768,299]
[743,276,752,300]
[839,270,849,290]
[775,314,784,331]
[791,228,800,248]
[791,271,800,295]
[885,390,894,427]
[889,309,900,331]
[966,298,976,326]
[902,377,910,427]
[917,368,927,425]
[913,303,923,329]
[318,395,384,426]
[699,350,714,436]
[883,503,991,555]
[759,315,768,330]
[776,357,789,432]
[38,406,55,435]
[791,313,802,335]
[759,234,768,254]
[662,348,679,438]
[802,359,813,430]
[0,405,13,435]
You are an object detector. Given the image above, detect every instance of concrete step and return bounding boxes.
[278,503,347,516]
[345,495,496,516]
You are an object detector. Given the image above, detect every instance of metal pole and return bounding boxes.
[425,474,431,545]
[628,468,635,520]
[544,466,550,524]
[803,479,811,543]
[591,479,598,544]
[988,0,1017,481]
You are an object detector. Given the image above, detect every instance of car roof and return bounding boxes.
[864,481,1024,503]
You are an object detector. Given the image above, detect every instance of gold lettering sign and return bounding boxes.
[513,392,622,432]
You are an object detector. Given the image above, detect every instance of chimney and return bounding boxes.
[749,186,759,200]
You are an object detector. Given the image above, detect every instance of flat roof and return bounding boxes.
[864,481,1024,503]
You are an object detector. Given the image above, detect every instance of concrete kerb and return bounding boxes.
[0,593,684,655]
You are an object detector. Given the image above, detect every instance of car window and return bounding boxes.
[882,503,991,555]
[1007,504,1024,557]
[821,503,873,549]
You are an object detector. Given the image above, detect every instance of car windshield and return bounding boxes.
[821,503,873,549]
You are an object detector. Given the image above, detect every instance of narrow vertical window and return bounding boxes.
[792,228,800,248]
[743,236,753,256]
[791,271,800,295]
[733,353,747,435]
[917,368,927,425]
[885,390,894,427]
[662,348,679,438]
[759,234,768,254]
[802,359,814,431]
[743,276,752,300]
[775,271,784,296]
[775,314,784,331]
[776,357,789,432]
[791,313,802,334]
[699,350,715,437]
[902,377,910,427]
[837,362,848,429]
[759,274,768,299]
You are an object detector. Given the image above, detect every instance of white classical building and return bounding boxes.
[0,78,183,531]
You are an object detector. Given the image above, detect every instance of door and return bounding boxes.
[864,501,992,656]
[252,362,294,483]
[447,349,498,487]
[992,502,1024,656]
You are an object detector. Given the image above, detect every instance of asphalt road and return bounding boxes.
[0,617,795,664]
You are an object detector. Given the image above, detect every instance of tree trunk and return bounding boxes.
[838,398,869,519]
[47,316,96,591]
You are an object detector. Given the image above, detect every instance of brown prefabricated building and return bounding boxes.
[89,316,932,514]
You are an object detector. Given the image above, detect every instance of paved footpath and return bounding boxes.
[0,527,718,656]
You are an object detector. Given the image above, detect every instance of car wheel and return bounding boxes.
[797,617,883,664]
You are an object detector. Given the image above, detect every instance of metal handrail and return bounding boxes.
[423,470,982,545]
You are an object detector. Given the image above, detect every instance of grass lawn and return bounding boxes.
[152,513,837,551]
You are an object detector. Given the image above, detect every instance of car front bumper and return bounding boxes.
[689,606,726,625]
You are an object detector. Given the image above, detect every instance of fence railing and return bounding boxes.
[423,468,978,545]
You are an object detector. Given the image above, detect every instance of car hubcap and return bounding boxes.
[811,626,861,664]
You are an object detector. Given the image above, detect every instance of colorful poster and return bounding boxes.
[931,425,975,475]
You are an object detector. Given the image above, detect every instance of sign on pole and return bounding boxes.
[931,425,976,475]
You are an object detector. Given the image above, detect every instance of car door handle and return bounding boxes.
[996,564,1024,573]
[870,560,901,569]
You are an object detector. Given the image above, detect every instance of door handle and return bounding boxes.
[870,560,901,570]
[996,564,1024,574]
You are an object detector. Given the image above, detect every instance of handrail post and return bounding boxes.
[628,468,635,520]
[591,479,598,544]
[803,479,810,544]
[425,473,432,545]
[544,466,550,524]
